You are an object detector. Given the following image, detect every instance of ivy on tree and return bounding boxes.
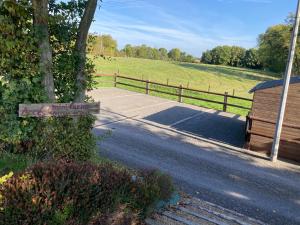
[0,0,101,160]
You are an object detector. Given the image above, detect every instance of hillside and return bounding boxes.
[93,57,279,98]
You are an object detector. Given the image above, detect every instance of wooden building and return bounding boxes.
[245,77,300,162]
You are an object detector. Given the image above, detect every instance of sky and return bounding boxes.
[90,0,298,57]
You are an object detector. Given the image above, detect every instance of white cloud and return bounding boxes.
[91,2,257,56]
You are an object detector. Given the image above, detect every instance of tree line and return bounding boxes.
[201,46,262,70]
[90,14,300,74]
[202,15,300,74]
[90,35,196,63]
[121,45,195,63]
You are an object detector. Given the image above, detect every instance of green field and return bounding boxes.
[92,57,279,115]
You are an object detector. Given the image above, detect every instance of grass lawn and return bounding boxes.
[92,57,280,115]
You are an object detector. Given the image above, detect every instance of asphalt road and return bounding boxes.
[90,88,300,225]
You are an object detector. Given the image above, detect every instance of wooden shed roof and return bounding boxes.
[249,76,300,93]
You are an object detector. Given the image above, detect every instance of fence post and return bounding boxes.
[233,89,235,96]
[146,80,150,94]
[178,85,183,103]
[167,78,169,85]
[114,73,117,87]
[223,91,228,112]
[208,84,211,92]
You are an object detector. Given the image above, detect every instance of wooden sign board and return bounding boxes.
[19,102,100,118]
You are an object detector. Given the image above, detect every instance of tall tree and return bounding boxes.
[74,0,98,103]
[258,24,291,73]
[32,0,55,101]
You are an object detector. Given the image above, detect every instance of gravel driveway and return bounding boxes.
[90,88,300,225]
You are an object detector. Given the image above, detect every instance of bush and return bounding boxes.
[29,115,97,161]
[132,170,174,217]
[0,161,174,225]
[0,152,33,176]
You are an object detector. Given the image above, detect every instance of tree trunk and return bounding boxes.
[74,0,98,103]
[32,0,55,102]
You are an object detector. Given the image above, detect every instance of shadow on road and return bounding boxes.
[143,106,246,147]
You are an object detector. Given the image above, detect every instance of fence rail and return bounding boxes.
[95,73,253,112]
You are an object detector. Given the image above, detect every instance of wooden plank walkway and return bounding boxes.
[146,196,266,225]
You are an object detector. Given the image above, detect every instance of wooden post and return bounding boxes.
[114,73,117,87]
[223,92,228,112]
[208,84,211,92]
[233,89,235,96]
[167,78,169,85]
[178,85,183,103]
[146,80,150,94]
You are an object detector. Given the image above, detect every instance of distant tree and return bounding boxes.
[168,48,181,61]
[242,49,262,69]
[152,48,160,60]
[210,46,231,65]
[180,52,187,62]
[159,48,168,60]
[201,50,213,64]
[91,34,117,56]
[124,44,134,57]
[179,52,194,63]
[120,44,195,62]
[136,45,148,58]
[185,54,195,63]
[229,46,246,67]
[102,35,117,55]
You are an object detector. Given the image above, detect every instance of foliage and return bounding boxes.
[201,45,264,70]
[0,0,96,159]
[0,0,46,148]
[202,15,299,74]
[243,48,262,70]
[168,48,181,61]
[29,115,97,161]
[229,46,246,67]
[0,152,33,176]
[0,161,174,225]
[258,23,300,74]
[132,170,174,217]
[89,34,118,57]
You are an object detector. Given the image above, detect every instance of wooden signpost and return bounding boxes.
[19,102,100,117]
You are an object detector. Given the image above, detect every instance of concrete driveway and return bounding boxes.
[90,88,300,225]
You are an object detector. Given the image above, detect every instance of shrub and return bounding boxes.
[131,170,175,217]
[29,115,97,161]
[0,152,33,176]
[0,161,174,225]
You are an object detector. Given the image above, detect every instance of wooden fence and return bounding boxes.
[95,74,253,112]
